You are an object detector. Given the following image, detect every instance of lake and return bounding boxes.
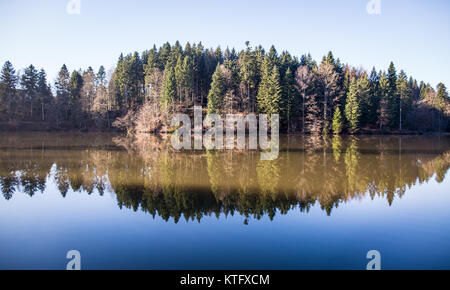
[0,132,449,269]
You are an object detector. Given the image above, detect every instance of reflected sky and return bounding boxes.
[0,133,449,269]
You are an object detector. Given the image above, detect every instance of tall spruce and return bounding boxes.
[281,67,298,132]
[55,64,71,121]
[387,62,398,128]
[207,64,226,114]
[161,65,176,109]
[0,61,18,120]
[21,64,39,118]
[257,56,281,117]
[396,70,411,131]
[332,107,344,134]
[37,69,52,121]
[345,78,361,134]
[435,83,449,132]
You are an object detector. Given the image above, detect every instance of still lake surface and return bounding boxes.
[0,132,449,270]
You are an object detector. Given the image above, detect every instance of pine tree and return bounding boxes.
[378,72,390,132]
[81,67,96,114]
[257,57,281,117]
[345,78,361,134]
[257,56,271,113]
[435,83,449,132]
[207,64,226,114]
[239,45,258,113]
[96,66,106,87]
[267,65,282,117]
[0,61,18,120]
[182,55,194,104]
[21,64,39,118]
[129,51,144,106]
[387,62,398,128]
[281,67,298,132]
[396,70,411,131]
[37,69,52,121]
[174,56,184,102]
[356,73,370,127]
[69,70,83,124]
[367,67,380,125]
[55,64,71,121]
[332,107,343,134]
[161,65,176,109]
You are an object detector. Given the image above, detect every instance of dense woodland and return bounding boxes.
[1,41,449,134]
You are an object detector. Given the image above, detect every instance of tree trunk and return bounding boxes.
[399,96,402,131]
[247,82,250,114]
[302,90,305,133]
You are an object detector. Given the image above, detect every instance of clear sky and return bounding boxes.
[0,0,449,88]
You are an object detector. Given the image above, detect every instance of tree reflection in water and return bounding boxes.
[0,132,449,223]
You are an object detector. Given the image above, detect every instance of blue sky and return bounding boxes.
[0,0,449,88]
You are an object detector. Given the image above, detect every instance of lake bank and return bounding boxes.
[1,121,448,136]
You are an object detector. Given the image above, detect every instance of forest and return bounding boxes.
[1,41,449,134]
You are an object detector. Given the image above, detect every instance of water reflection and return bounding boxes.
[1,133,449,222]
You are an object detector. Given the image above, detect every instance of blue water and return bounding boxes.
[0,134,449,269]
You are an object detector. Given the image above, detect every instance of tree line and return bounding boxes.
[1,41,449,133]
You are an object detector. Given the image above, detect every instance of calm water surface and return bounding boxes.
[0,132,449,269]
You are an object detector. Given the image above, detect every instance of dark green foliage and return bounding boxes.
[0,61,18,120]
[69,70,83,123]
[37,69,52,121]
[345,78,361,134]
[207,64,226,114]
[161,65,176,109]
[386,62,398,128]
[257,56,281,117]
[20,64,39,118]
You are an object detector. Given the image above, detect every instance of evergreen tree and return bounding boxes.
[69,70,83,124]
[20,64,39,118]
[387,62,398,128]
[345,78,361,134]
[55,64,71,121]
[396,70,411,131]
[174,56,184,102]
[356,73,370,128]
[332,107,343,134]
[267,65,282,117]
[37,69,52,121]
[257,57,281,117]
[0,61,18,120]
[239,45,258,113]
[367,67,381,125]
[378,72,390,131]
[435,83,449,132]
[161,65,176,109]
[281,67,298,132]
[129,51,144,106]
[97,66,106,87]
[182,55,194,104]
[207,64,226,114]
[81,67,96,114]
